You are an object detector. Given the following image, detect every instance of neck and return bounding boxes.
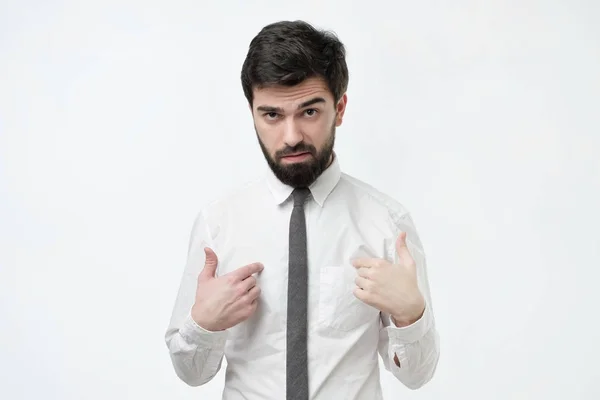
[326,153,335,168]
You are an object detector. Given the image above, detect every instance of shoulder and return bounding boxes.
[192,176,265,233]
[205,176,264,212]
[338,172,409,218]
[338,172,425,251]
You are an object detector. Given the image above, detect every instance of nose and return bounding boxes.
[282,118,303,148]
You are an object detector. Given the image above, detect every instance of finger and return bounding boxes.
[244,285,261,302]
[353,286,371,304]
[240,275,257,291]
[356,267,372,279]
[351,257,383,269]
[229,262,264,281]
[354,276,372,291]
[395,231,413,266]
[199,247,219,280]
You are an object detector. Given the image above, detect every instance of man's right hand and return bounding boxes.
[191,247,264,332]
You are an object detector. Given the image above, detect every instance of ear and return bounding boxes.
[335,93,347,127]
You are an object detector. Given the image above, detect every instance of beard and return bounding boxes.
[256,121,336,188]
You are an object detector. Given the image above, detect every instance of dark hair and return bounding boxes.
[241,20,349,106]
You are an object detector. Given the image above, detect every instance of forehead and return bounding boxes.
[252,77,333,110]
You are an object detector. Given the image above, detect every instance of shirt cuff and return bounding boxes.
[387,303,433,344]
[179,311,229,348]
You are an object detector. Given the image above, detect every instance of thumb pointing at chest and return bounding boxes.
[199,247,219,280]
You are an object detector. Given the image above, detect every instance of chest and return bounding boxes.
[213,202,395,336]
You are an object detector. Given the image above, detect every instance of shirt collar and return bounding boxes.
[265,152,341,207]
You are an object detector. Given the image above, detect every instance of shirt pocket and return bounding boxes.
[317,265,380,332]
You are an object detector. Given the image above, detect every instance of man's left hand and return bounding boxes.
[351,231,425,327]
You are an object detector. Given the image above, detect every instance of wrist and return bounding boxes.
[191,304,219,332]
[392,299,425,327]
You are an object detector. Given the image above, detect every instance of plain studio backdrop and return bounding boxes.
[1,1,599,399]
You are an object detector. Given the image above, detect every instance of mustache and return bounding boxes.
[276,143,316,158]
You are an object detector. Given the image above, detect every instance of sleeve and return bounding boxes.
[164,209,228,386]
[377,212,440,390]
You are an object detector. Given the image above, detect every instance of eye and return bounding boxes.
[264,112,279,120]
[304,109,318,117]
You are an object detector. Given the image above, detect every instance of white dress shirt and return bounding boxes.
[165,154,440,399]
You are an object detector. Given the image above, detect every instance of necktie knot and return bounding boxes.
[292,188,311,207]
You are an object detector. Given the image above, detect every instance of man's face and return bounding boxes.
[251,77,347,188]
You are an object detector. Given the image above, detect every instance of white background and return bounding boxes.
[1,1,599,399]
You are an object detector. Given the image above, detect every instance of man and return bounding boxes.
[165,20,440,399]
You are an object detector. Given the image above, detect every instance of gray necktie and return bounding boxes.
[287,187,310,400]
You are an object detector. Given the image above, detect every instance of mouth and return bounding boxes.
[281,152,311,162]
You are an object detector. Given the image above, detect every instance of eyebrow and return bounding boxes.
[256,97,326,113]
